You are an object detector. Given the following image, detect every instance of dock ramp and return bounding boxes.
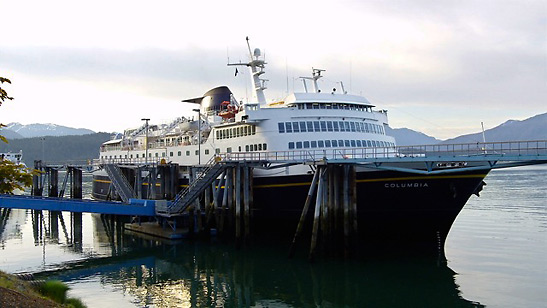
[103,164,136,203]
[156,160,226,217]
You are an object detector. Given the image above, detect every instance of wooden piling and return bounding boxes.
[243,166,251,242]
[235,166,242,248]
[350,165,358,238]
[309,166,325,261]
[204,185,211,232]
[289,167,320,258]
[320,167,329,240]
[227,166,234,229]
[32,160,43,196]
[71,167,82,199]
[342,165,350,257]
[47,168,58,198]
[333,165,340,235]
[212,171,226,227]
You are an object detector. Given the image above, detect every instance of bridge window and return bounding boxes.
[338,121,345,132]
[320,121,327,132]
[304,141,310,148]
[333,121,339,132]
[285,122,292,133]
[299,121,307,132]
[292,122,299,133]
[312,121,320,132]
[307,121,314,132]
[311,141,317,148]
[296,141,302,149]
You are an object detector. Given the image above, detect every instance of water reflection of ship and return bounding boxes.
[35,233,483,308]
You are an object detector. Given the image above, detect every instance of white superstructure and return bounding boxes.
[98,40,396,177]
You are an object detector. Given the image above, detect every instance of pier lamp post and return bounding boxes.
[192,108,201,165]
[40,137,45,162]
[141,118,150,165]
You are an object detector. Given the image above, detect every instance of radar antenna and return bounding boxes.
[227,37,268,104]
[299,68,325,93]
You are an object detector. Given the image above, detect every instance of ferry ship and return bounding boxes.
[93,39,489,251]
[1,150,25,166]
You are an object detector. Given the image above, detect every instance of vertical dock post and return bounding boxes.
[188,167,195,237]
[135,166,142,199]
[309,166,325,261]
[32,160,43,196]
[212,171,226,227]
[350,165,358,240]
[289,167,320,258]
[71,167,83,199]
[194,167,203,235]
[159,165,167,199]
[343,165,350,257]
[72,212,83,252]
[47,168,58,197]
[235,166,242,248]
[320,166,329,240]
[243,165,251,242]
[220,169,229,233]
[333,165,341,235]
[227,166,234,229]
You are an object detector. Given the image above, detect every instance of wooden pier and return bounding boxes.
[1,140,546,258]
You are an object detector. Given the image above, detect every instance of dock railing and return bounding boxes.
[218,140,547,163]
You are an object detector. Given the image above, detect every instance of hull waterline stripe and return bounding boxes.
[94,173,487,189]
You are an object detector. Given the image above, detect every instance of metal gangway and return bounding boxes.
[103,164,136,203]
[156,157,228,217]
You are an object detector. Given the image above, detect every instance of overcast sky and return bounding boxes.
[1,0,545,140]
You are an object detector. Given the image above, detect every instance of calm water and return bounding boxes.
[0,167,545,307]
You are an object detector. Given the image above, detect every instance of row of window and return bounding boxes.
[216,125,256,140]
[100,143,270,160]
[294,103,373,112]
[278,120,385,135]
[288,139,394,150]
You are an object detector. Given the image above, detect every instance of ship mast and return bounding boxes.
[228,37,268,104]
[299,68,325,93]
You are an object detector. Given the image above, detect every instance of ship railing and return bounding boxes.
[218,140,547,163]
[98,157,164,166]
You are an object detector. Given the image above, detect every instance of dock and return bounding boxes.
[1,140,546,256]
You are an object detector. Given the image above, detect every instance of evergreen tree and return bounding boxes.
[0,77,33,194]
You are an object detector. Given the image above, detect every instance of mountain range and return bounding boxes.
[388,112,546,146]
[1,122,95,139]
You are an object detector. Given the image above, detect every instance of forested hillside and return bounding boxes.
[0,133,112,165]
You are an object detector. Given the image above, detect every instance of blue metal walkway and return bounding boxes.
[0,194,157,216]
